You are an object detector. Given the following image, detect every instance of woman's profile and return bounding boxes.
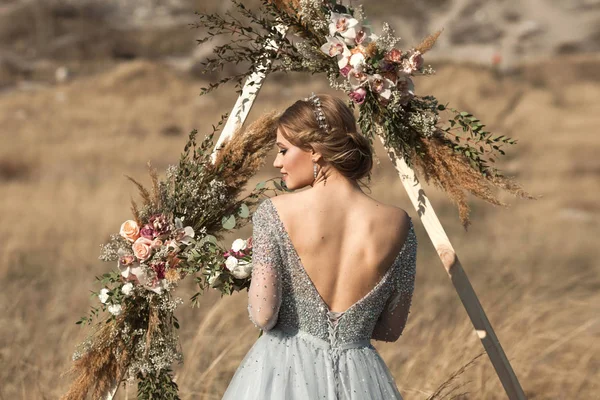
[222,93,417,399]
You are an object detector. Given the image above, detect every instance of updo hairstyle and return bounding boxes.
[277,94,374,183]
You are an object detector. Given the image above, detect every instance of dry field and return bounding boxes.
[0,54,599,399]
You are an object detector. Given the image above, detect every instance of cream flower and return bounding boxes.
[349,52,366,71]
[329,12,359,35]
[121,282,134,296]
[119,220,140,242]
[320,36,351,69]
[231,260,253,280]
[231,238,247,252]
[165,239,179,249]
[354,26,377,45]
[174,218,195,245]
[402,51,423,74]
[396,73,415,96]
[225,255,239,271]
[132,237,153,261]
[329,12,360,45]
[144,279,166,294]
[108,304,122,316]
[348,69,368,89]
[179,226,195,245]
[99,288,110,304]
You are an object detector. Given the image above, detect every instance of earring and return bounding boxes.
[313,162,318,179]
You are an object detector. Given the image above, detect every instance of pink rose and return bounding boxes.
[151,239,163,249]
[140,224,154,239]
[119,220,140,242]
[349,88,367,104]
[132,237,153,261]
[246,237,253,249]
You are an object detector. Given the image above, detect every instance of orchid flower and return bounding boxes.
[320,36,352,69]
[328,12,360,38]
[369,74,395,100]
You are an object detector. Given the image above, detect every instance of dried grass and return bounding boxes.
[1,57,598,399]
[413,135,535,228]
[61,318,130,400]
[212,111,280,190]
[415,30,443,54]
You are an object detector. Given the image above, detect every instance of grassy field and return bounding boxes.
[0,55,598,399]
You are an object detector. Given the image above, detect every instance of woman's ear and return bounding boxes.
[310,147,323,163]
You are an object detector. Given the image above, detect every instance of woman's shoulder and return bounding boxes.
[365,198,411,229]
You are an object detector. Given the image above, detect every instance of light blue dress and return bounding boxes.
[222,198,417,400]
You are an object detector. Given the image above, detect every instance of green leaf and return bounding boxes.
[238,203,250,218]
[222,215,236,230]
[255,181,266,190]
[274,180,283,191]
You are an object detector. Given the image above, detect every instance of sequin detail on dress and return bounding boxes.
[224,198,418,400]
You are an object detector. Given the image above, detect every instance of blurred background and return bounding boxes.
[1,0,599,398]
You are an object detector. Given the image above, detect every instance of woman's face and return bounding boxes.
[273,128,314,190]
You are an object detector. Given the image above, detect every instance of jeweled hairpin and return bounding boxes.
[304,92,330,133]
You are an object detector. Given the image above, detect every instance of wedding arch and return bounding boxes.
[62,1,529,399]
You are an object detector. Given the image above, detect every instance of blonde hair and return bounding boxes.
[277,94,373,183]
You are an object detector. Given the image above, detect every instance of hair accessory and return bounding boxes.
[304,93,330,133]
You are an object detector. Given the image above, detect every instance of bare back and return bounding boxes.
[270,191,412,313]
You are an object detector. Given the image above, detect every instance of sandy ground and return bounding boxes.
[0,53,598,398]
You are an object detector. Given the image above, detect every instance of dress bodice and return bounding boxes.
[247,198,417,346]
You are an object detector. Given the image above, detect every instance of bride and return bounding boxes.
[222,94,417,399]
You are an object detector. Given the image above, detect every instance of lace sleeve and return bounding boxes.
[247,201,283,331]
[372,222,417,342]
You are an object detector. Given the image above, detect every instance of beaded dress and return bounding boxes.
[222,198,417,400]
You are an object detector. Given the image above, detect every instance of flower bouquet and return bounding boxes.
[62,113,284,399]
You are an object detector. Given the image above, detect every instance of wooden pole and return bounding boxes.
[210,24,288,162]
[379,138,527,399]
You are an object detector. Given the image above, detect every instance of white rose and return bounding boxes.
[121,282,134,296]
[108,304,122,316]
[231,261,253,279]
[99,288,110,304]
[231,238,247,252]
[225,255,239,271]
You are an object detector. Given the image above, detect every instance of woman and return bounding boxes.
[223,94,417,399]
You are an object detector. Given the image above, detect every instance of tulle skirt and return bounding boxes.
[222,328,403,400]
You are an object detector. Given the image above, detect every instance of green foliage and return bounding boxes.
[137,369,180,400]
[441,106,517,177]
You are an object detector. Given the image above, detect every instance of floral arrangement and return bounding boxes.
[195,0,533,227]
[62,113,285,399]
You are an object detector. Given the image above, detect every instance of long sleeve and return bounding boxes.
[372,223,417,342]
[247,201,283,331]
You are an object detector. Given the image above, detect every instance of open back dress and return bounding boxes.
[222,198,417,400]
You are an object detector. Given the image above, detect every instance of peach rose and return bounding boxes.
[151,239,163,249]
[120,220,140,242]
[132,237,153,261]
